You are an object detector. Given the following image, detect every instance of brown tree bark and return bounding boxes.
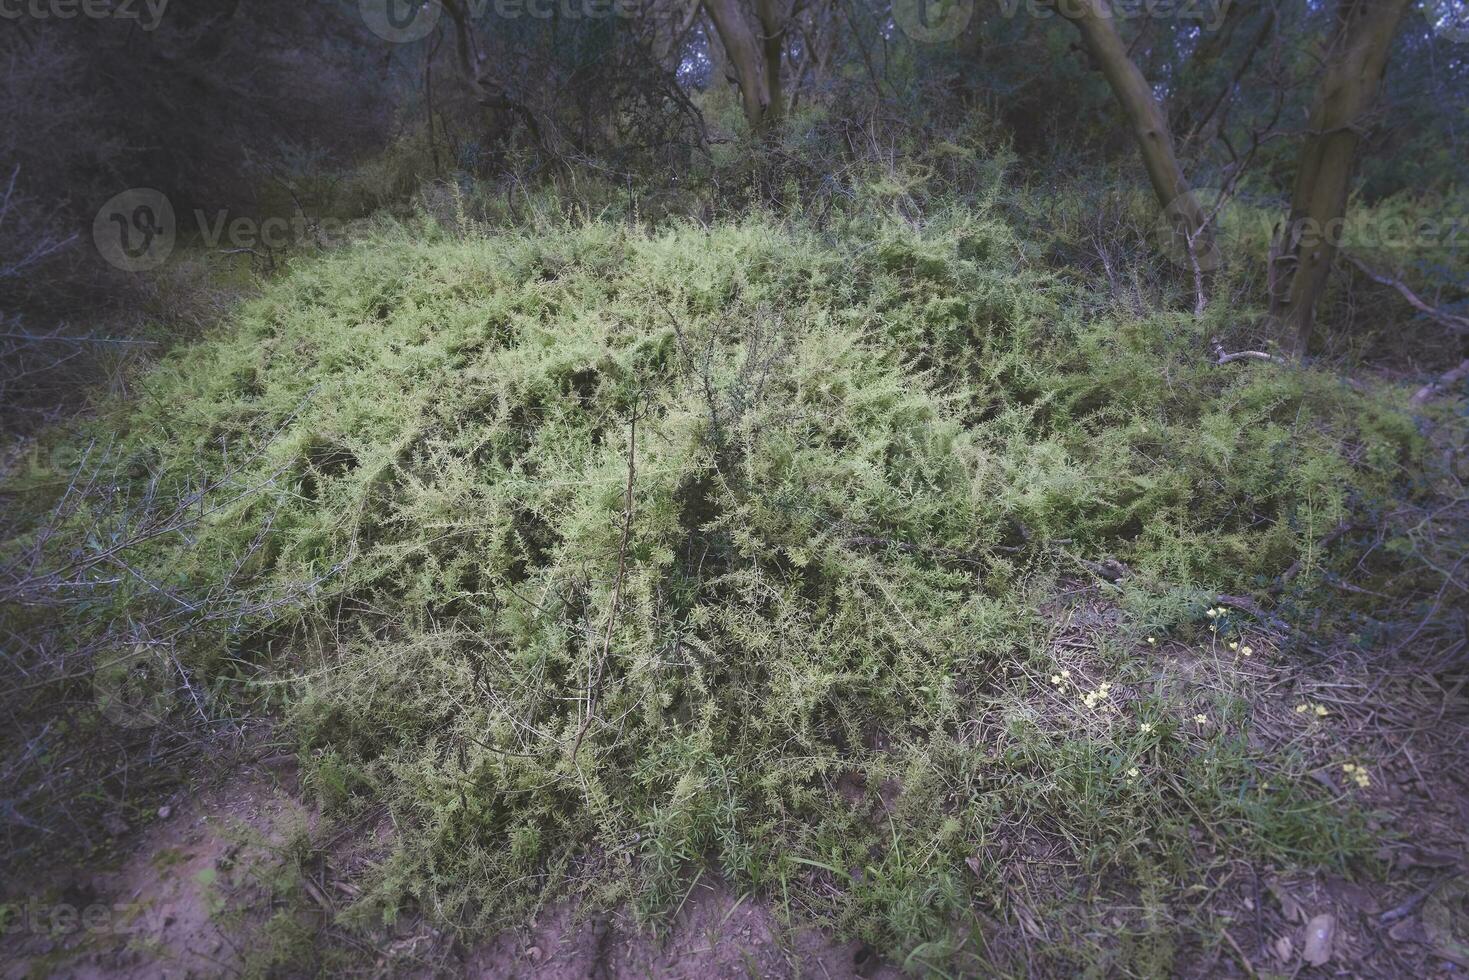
[705,13,731,89]
[753,0,787,126]
[703,0,772,129]
[1272,0,1412,356]
[1058,0,1209,279]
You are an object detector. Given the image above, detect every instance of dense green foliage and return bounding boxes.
[8,195,1432,968]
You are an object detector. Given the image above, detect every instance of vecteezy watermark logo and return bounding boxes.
[93,643,177,729]
[1155,187,1228,272]
[1423,0,1469,42]
[360,0,439,42]
[95,189,373,271]
[1154,186,1467,270]
[990,0,1231,32]
[1,899,171,937]
[360,0,644,42]
[93,188,176,273]
[892,0,975,42]
[1271,212,1467,253]
[0,0,170,30]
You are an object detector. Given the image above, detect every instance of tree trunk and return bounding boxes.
[439,0,552,158]
[649,0,703,71]
[1178,1,1277,145]
[704,14,731,90]
[703,0,770,130]
[1060,0,1209,277]
[753,0,786,126]
[1272,0,1411,357]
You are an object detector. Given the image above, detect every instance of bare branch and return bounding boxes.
[1210,336,1287,365]
[1411,360,1469,405]
[1344,252,1469,335]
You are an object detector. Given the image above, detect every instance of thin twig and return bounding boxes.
[570,406,639,764]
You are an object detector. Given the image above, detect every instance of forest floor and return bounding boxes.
[2,761,904,979]
[5,585,1467,978]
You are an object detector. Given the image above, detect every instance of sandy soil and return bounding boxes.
[2,762,900,979]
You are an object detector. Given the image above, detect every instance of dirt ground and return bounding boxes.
[1186,656,1469,978]
[3,639,1467,978]
[1,762,902,979]
[461,887,902,979]
[1,767,309,980]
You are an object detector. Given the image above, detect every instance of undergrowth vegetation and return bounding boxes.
[1,194,1445,971]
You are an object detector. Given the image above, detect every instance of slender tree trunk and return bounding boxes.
[1059,0,1209,276]
[1180,2,1277,145]
[952,12,986,104]
[703,0,771,130]
[439,0,551,157]
[651,0,703,70]
[705,14,731,89]
[753,0,786,125]
[1272,0,1411,356]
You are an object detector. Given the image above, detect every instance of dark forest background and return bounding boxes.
[3,0,1466,433]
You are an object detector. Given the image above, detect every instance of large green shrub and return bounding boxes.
[7,206,1420,968]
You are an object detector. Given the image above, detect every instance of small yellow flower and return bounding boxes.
[1147,636,1157,645]
[1127,767,1140,778]
[1314,705,1329,717]
[1240,646,1253,657]
[1295,703,1309,713]
[1060,669,1071,679]
[1193,714,1207,725]
[1206,609,1219,619]
[1139,722,1154,734]
[1050,674,1063,686]
[1229,641,1239,651]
